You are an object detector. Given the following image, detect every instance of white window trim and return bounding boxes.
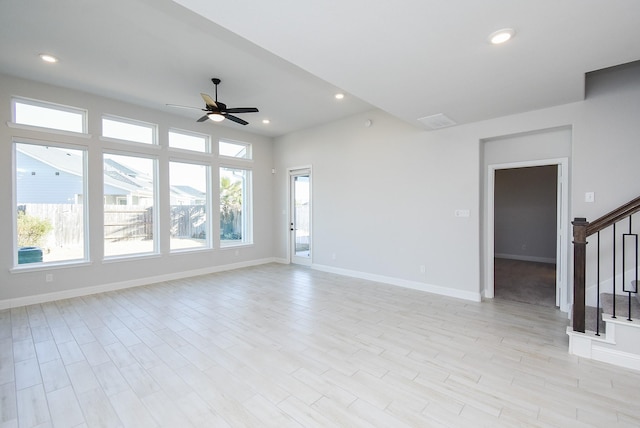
[168,128,211,153]
[169,159,213,252]
[6,122,92,139]
[219,166,253,247]
[218,138,253,160]
[101,114,158,145]
[11,96,89,134]
[12,138,90,267]
[102,151,160,259]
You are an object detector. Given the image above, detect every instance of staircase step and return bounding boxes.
[600,292,640,319]
[584,305,605,333]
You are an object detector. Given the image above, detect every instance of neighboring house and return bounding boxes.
[16,144,84,204]
[170,185,206,206]
[17,144,156,207]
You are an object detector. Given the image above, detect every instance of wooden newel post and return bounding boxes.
[572,217,589,333]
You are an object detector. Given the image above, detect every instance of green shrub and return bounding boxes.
[17,212,52,248]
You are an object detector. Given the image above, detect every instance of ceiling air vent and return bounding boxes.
[417,113,457,130]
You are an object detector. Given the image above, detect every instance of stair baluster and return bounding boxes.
[572,195,640,333]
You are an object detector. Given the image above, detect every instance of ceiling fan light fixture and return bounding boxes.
[489,28,515,45]
[208,113,225,122]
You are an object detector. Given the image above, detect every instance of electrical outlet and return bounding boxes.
[420,265,426,273]
[331,253,336,260]
[45,274,53,282]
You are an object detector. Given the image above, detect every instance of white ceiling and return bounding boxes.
[1,0,639,137]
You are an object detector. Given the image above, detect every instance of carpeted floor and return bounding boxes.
[494,258,556,307]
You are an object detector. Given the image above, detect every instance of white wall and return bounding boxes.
[273,62,640,303]
[2,62,639,307]
[0,73,275,305]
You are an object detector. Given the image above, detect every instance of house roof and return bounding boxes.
[17,144,153,195]
[171,185,206,200]
[1,0,639,137]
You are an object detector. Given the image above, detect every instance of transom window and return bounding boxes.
[102,115,156,145]
[219,140,251,159]
[12,97,86,133]
[169,129,209,153]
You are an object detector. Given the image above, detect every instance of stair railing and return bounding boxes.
[572,195,640,333]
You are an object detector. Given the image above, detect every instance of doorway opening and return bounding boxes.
[486,157,569,312]
[289,167,311,266]
[493,165,558,307]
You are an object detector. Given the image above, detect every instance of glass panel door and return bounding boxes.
[290,169,311,265]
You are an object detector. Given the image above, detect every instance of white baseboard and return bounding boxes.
[0,257,278,310]
[312,263,481,302]
[495,254,556,264]
[591,346,640,371]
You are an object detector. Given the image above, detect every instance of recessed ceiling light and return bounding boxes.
[39,53,58,63]
[334,93,345,100]
[488,28,515,45]
[262,119,270,124]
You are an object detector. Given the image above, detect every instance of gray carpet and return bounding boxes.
[494,258,556,307]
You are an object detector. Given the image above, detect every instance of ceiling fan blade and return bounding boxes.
[225,107,259,114]
[196,115,209,123]
[224,114,249,126]
[166,103,204,111]
[200,93,218,109]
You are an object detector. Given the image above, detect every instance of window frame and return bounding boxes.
[219,165,253,248]
[102,150,160,259]
[168,128,211,154]
[218,139,252,160]
[11,96,88,135]
[101,114,158,146]
[12,138,90,269]
[169,158,212,253]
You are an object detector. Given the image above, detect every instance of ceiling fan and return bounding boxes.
[168,78,259,125]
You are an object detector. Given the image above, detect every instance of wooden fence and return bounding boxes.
[20,204,83,248]
[20,204,211,245]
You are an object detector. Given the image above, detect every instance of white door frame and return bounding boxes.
[288,166,312,266]
[486,157,570,312]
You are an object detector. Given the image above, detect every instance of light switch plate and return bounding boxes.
[585,192,595,203]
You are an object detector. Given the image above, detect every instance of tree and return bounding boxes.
[220,176,242,239]
[17,211,52,248]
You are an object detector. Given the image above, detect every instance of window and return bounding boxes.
[169,129,209,153]
[219,140,251,159]
[220,167,251,246]
[12,97,86,133]
[103,153,157,257]
[169,161,210,251]
[102,116,156,144]
[14,141,87,265]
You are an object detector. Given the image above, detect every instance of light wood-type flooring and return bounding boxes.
[1,263,639,427]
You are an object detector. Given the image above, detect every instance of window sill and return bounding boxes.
[102,253,161,263]
[7,122,91,138]
[11,260,92,273]
[170,246,213,255]
[220,243,254,250]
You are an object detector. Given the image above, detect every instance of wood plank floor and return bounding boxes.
[1,263,639,427]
